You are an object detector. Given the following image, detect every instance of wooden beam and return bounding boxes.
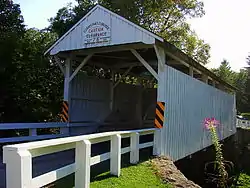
[54,56,65,75]
[113,66,134,89]
[130,49,159,80]
[113,62,141,69]
[69,54,93,82]
[154,45,164,71]
[64,58,71,101]
[189,66,194,77]
[110,71,115,110]
[212,80,216,87]
[202,74,208,84]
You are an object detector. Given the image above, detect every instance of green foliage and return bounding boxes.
[13,29,63,122]
[237,173,250,187]
[0,0,25,122]
[49,0,210,64]
[241,113,250,120]
[211,60,248,113]
[0,0,63,123]
[209,127,227,187]
[211,60,236,86]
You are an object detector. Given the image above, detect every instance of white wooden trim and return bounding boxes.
[64,58,71,101]
[139,142,154,149]
[110,134,121,176]
[45,5,163,55]
[5,128,155,150]
[54,56,65,75]
[4,150,32,188]
[91,152,110,166]
[32,164,75,188]
[113,66,134,89]
[3,128,156,188]
[154,45,164,71]
[156,46,166,155]
[131,49,159,80]
[30,143,75,157]
[75,140,91,188]
[130,132,139,164]
[189,66,194,77]
[69,54,93,83]
[153,129,161,156]
[44,6,100,55]
[121,147,130,154]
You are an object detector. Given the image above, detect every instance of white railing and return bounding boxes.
[3,128,158,188]
[0,122,69,143]
[236,118,250,128]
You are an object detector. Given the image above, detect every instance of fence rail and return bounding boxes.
[3,128,157,188]
[0,122,68,143]
[236,118,250,128]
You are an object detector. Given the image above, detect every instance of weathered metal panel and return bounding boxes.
[49,5,162,55]
[70,74,111,123]
[142,88,157,120]
[113,83,142,121]
[160,65,236,161]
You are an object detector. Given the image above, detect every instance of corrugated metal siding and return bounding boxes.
[113,83,142,121]
[142,88,157,120]
[160,65,236,161]
[50,6,157,55]
[70,74,111,122]
[70,74,153,123]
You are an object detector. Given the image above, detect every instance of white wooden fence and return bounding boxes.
[236,118,250,128]
[0,122,69,143]
[3,128,157,188]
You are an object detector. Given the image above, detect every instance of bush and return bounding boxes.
[241,113,250,120]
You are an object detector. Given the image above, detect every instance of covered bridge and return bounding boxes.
[1,4,236,188]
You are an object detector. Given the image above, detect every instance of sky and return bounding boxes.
[13,0,250,71]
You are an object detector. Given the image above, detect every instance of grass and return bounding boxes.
[53,160,172,188]
[236,173,250,188]
[90,161,171,188]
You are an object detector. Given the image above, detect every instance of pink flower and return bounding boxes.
[204,117,220,130]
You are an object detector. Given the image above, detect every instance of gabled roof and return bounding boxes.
[45,4,163,55]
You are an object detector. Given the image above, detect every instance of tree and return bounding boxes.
[244,54,250,112]
[211,59,236,86]
[246,54,250,94]
[12,29,63,122]
[0,0,25,122]
[49,0,210,64]
[211,59,248,113]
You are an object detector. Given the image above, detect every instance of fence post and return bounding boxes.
[153,129,161,156]
[110,134,121,176]
[29,128,37,136]
[130,132,139,164]
[75,140,91,188]
[3,147,32,188]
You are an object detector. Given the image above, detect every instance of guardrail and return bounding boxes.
[236,118,250,128]
[3,128,158,188]
[0,122,69,143]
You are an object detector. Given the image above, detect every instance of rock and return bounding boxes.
[151,156,201,188]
